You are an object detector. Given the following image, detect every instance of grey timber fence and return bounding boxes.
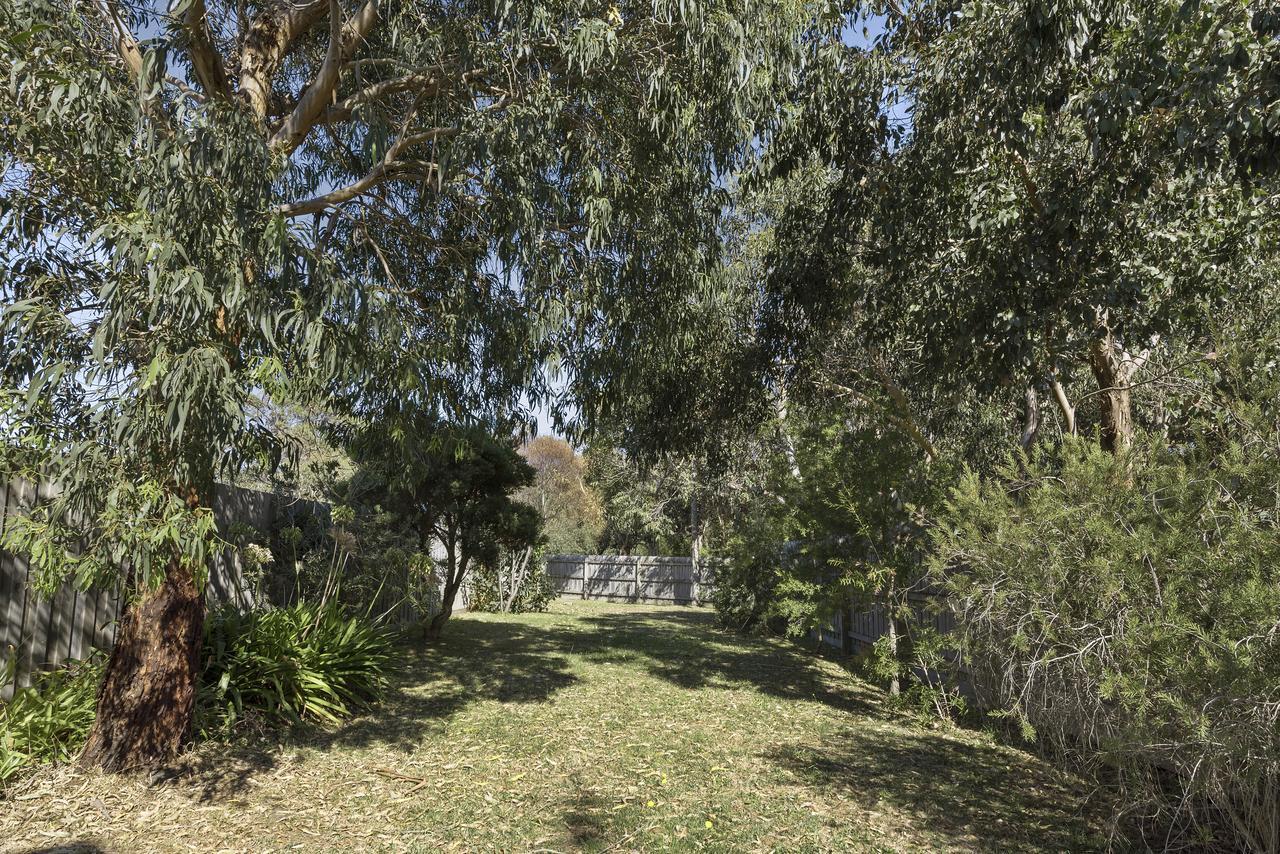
[813,590,957,655]
[2,480,334,698]
[545,554,717,605]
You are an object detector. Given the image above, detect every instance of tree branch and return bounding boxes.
[182,0,231,99]
[91,0,143,81]
[822,380,939,462]
[321,70,443,123]
[239,0,330,120]
[1049,368,1076,436]
[277,158,438,217]
[1009,148,1044,217]
[272,0,380,154]
[871,360,939,461]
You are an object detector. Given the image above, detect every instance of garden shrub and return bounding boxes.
[0,656,100,787]
[198,600,393,732]
[932,436,1280,850]
[711,497,793,634]
[469,548,555,614]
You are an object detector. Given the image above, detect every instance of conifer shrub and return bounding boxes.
[933,437,1280,851]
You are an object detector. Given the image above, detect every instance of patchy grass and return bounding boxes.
[0,600,1102,852]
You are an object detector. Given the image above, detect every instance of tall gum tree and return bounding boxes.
[0,0,815,770]
[751,1,1278,454]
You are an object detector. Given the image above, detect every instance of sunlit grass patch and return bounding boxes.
[0,600,1102,852]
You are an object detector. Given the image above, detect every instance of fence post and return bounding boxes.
[841,603,854,655]
[580,557,588,600]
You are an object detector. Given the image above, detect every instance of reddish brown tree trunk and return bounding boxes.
[80,557,204,772]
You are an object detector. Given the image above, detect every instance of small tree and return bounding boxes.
[421,433,537,638]
[351,423,536,638]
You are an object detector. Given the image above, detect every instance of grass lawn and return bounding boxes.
[1,600,1102,853]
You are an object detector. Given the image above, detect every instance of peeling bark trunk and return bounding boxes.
[1050,373,1076,436]
[80,557,203,772]
[772,387,801,481]
[885,591,901,698]
[1019,385,1041,450]
[1088,336,1135,454]
[689,490,702,603]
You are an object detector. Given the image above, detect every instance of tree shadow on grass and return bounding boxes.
[562,773,612,847]
[312,618,581,753]
[160,743,277,805]
[765,726,1103,853]
[563,607,884,719]
[148,603,879,806]
[158,616,582,802]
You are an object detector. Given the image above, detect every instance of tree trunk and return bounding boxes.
[80,557,204,772]
[426,554,467,641]
[1019,385,1040,450]
[426,578,460,640]
[1087,336,1134,454]
[772,386,802,481]
[503,547,532,612]
[689,492,702,604]
[885,594,901,698]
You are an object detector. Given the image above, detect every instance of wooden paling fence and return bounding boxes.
[0,479,387,698]
[545,554,717,606]
[813,590,957,654]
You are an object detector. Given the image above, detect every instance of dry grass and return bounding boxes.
[0,600,1102,852]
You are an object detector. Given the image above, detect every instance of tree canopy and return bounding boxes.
[0,0,820,769]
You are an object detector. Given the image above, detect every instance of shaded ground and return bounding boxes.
[1,600,1102,852]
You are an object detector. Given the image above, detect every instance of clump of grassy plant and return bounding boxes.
[198,600,394,733]
[0,655,101,786]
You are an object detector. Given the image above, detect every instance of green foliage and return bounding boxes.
[933,436,1280,849]
[749,1,1279,448]
[711,497,793,633]
[586,446,693,554]
[0,480,223,595]
[198,601,393,732]
[711,400,962,639]
[469,548,556,615]
[0,656,101,788]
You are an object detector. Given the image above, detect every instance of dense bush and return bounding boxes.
[199,601,393,731]
[469,547,555,614]
[711,507,790,634]
[0,656,100,786]
[933,437,1280,850]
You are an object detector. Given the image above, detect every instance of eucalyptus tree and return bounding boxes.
[0,0,815,770]
[758,1,1279,454]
